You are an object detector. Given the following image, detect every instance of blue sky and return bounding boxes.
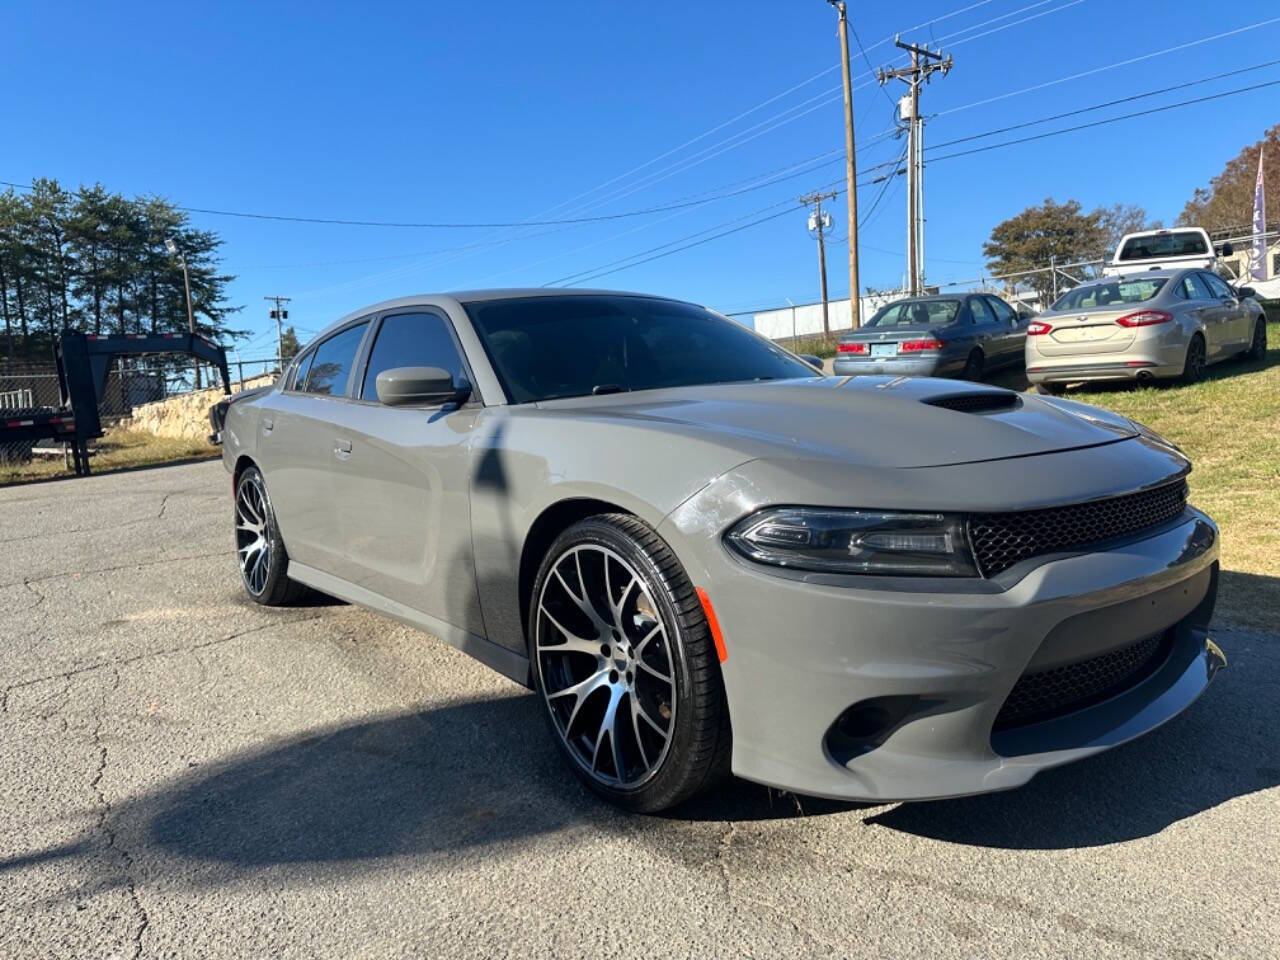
[4,0,1278,354]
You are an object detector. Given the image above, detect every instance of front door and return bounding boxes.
[1200,271,1250,350]
[322,309,486,636]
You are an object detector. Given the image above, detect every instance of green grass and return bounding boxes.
[992,320,1280,632]
[0,427,219,485]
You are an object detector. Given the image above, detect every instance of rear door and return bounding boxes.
[966,296,1004,364]
[262,320,372,571]
[984,296,1024,366]
[320,309,485,635]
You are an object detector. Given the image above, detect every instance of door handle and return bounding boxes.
[334,438,352,460]
[262,417,273,434]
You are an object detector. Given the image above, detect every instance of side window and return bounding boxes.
[287,350,314,391]
[361,312,467,401]
[1180,274,1211,300]
[986,297,1017,326]
[968,297,994,325]
[301,322,369,396]
[1201,272,1231,299]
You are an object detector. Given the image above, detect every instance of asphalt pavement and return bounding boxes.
[1,460,1276,959]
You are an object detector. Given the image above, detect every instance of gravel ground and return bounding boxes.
[1,460,1276,959]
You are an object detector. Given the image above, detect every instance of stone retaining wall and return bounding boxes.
[127,375,276,441]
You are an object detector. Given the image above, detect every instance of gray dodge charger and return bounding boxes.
[217,289,1223,812]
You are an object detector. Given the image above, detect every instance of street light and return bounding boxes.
[166,238,200,389]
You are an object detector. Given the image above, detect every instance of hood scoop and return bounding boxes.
[924,392,1022,414]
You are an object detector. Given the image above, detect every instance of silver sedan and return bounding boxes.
[1026,268,1267,392]
[218,289,1222,812]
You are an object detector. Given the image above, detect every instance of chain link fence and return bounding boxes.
[0,358,248,479]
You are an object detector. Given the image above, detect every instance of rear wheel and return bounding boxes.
[961,349,984,381]
[1035,382,1066,396]
[1180,334,1206,384]
[1246,317,1267,361]
[234,466,309,606]
[529,514,731,812]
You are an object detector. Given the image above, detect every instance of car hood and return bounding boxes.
[534,376,1140,469]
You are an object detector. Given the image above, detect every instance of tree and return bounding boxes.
[1179,124,1280,233]
[0,180,245,363]
[279,325,301,361]
[982,198,1109,304]
[1098,203,1158,260]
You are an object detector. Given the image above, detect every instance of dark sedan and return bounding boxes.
[834,293,1029,380]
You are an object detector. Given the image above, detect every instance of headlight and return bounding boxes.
[725,507,978,577]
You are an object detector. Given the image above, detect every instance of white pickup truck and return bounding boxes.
[1102,227,1234,277]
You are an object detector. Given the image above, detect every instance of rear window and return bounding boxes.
[1052,279,1167,312]
[1117,232,1208,261]
[866,300,961,327]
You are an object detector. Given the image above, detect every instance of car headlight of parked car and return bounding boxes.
[725,507,978,577]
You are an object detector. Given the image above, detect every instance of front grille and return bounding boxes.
[994,632,1170,730]
[925,392,1020,413]
[969,479,1188,577]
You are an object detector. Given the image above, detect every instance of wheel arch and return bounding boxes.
[518,497,633,638]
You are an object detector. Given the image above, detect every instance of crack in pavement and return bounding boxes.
[1,612,335,702]
[21,578,46,609]
[89,666,149,960]
[0,551,226,591]
[0,488,216,545]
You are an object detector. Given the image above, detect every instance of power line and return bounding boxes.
[935,13,1280,118]
[542,73,1280,289]
[925,77,1280,164]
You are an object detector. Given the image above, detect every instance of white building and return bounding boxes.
[752,292,901,342]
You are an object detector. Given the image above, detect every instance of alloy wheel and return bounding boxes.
[534,544,676,788]
[235,472,271,595]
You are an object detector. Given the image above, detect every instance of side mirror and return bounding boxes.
[798,354,824,369]
[375,366,467,406]
[1238,286,1257,299]
[1219,241,1234,257]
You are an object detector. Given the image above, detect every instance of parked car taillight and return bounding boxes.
[1026,321,1052,336]
[900,339,944,352]
[838,342,868,354]
[1116,310,1172,328]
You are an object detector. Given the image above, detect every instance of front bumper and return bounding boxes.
[661,497,1220,802]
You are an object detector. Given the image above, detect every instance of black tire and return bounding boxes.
[1035,382,1066,396]
[1246,317,1267,362]
[1180,334,1207,384]
[961,349,984,381]
[234,465,309,606]
[528,513,731,812]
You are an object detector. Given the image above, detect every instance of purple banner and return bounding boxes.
[1252,146,1266,281]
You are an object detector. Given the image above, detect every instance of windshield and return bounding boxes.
[1052,278,1167,311]
[865,299,961,328]
[1117,232,1208,261]
[464,295,818,403]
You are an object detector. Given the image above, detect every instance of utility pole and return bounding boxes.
[264,295,291,369]
[799,190,838,337]
[165,238,200,389]
[878,37,952,296]
[829,0,861,328]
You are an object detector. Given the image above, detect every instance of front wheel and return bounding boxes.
[234,466,309,606]
[529,514,731,812]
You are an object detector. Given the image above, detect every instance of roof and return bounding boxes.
[1073,268,1187,284]
[312,288,694,343]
